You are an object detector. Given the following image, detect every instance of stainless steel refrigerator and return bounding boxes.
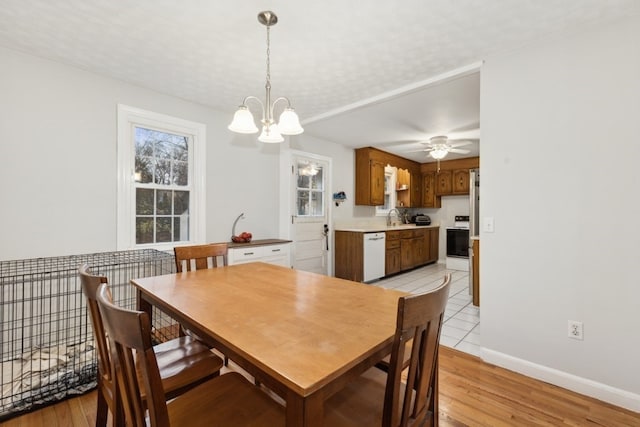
[468,169,480,294]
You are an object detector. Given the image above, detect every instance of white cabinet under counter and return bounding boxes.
[227,239,291,268]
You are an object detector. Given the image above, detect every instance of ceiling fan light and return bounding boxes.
[228,106,259,134]
[278,108,304,135]
[258,124,284,143]
[430,149,448,160]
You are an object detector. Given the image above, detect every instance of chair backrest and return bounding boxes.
[383,273,451,427]
[96,283,169,427]
[174,243,228,272]
[78,264,114,388]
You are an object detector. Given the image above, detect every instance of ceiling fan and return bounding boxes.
[419,135,472,160]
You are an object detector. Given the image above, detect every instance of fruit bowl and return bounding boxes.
[231,232,252,243]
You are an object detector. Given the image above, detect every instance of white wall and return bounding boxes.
[480,15,640,410]
[0,46,281,260]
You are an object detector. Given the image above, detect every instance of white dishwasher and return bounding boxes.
[363,232,386,282]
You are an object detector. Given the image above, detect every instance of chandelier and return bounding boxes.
[228,11,303,143]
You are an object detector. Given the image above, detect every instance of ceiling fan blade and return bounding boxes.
[449,148,470,154]
[448,140,473,148]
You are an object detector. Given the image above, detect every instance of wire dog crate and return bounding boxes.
[0,249,177,420]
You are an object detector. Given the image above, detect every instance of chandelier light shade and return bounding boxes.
[228,11,304,143]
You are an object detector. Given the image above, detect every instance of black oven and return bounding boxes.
[446,228,469,258]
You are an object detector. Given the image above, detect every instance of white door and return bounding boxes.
[290,153,331,275]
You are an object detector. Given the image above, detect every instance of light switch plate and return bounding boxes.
[484,217,495,233]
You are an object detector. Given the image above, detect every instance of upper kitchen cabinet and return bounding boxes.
[422,171,440,208]
[435,170,453,195]
[355,148,421,207]
[452,169,470,194]
[421,156,480,201]
[435,168,469,196]
[355,148,385,205]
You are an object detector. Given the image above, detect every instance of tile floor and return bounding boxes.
[372,262,481,357]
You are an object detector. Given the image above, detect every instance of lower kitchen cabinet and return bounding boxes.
[228,240,291,268]
[385,231,401,275]
[335,227,439,282]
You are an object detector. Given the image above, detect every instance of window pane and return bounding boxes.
[135,156,154,183]
[310,191,323,216]
[136,189,154,215]
[155,138,173,160]
[172,136,188,161]
[155,160,171,185]
[297,173,310,189]
[311,166,324,190]
[156,190,172,215]
[136,218,154,244]
[173,161,188,186]
[297,191,309,215]
[156,217,172,243]
[174,191,189,215]
[174,216,188,241]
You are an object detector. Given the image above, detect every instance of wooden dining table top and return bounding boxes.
[131,262,406,425]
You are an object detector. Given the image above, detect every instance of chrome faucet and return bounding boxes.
[386,208,401,226]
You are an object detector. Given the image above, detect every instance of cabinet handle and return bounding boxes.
[271,249,281,252]
[243,252,254,256]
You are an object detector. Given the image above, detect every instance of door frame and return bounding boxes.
[279,148,333,275]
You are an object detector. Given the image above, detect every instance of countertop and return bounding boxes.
[227,238,292,248]
[470,235,480,241]
[334,224,440,233]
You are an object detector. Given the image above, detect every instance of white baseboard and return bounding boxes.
[480,347,640,413]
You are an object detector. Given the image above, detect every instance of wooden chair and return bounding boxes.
[324,273,451,427]
[79,264,224,427]
[95,283,285,427]
[174,243,228,272]
[174,242,232,365]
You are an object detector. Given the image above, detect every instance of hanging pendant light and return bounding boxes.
[228,11,304,143]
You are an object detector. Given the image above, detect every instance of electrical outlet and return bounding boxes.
[568,320,583,340]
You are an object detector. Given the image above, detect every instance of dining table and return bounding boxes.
[131,261,406,427]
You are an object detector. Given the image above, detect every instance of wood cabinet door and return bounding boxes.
[385,248,401,276]
[452,169,470,194]
[430,228,439,262]
[420,229,431,264]
[400,238,414,270]
[410,171,422,207]
[422,172,438,207]
[370,160,385,205]
[435,170,452,195]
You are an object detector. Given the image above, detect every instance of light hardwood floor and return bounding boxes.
[3,346,638,426]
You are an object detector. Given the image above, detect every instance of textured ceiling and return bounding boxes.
[1,1,638,162]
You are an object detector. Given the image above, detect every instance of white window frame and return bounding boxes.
[117,104,206,251]
[376,165,397,216]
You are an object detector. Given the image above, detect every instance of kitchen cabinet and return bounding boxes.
[385,231,401,275]
[228,241,291,268]
[335,231,365,282]
[452,169,470,194]
[355,147,423,207]
[355,149,385,206]
[410,171,422,207]
[422,172,440,208]
[397,169,423,208]
[335,227,440,282]
[435,169,470,196]
[435,170,453,195]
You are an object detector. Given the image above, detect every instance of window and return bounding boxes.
[296,160,324,216]
[376,166,397,215]
[117,105,205,250]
